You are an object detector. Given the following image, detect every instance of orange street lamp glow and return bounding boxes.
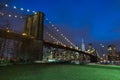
[22,33,27,36]
[6,30,10,32]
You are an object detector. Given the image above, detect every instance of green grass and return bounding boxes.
[0,63,120,80]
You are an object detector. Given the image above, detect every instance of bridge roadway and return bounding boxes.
[0,27,97,58]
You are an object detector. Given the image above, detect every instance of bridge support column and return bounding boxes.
[23,12,44,61]
[33,40,43,60]
[21,40,43,61]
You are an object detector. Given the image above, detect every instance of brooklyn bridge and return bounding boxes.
[0,3,98,63]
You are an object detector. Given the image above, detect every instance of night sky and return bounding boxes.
[9,0,120,46]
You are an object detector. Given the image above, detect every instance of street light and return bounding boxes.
[6,27,10,32]
[22,33,27,36]
[6,30,10,32]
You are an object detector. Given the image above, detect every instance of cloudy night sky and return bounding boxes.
[2,0,120,46]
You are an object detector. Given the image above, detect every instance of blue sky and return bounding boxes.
[10,0,120,44]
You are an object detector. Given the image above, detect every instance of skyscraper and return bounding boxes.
[81,38,85,51]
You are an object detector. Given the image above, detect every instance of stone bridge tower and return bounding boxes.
[21,12,44,61]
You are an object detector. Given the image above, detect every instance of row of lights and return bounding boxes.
[46,32,74,48]
[5,27,26,36]
[46,32,66,46]
[5,4,37,14]
[46,32,60,43]
[1,4,39,20]
[45,18,76,47]
[4,4,76,48]
[0,12,24,19]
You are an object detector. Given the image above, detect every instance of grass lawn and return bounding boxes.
[0,63,120,80]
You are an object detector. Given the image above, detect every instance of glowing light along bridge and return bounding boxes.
[0,25,96,56]
[0,4,98,62]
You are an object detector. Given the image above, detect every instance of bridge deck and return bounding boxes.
[0,28,97,58]
[0,28,32,41]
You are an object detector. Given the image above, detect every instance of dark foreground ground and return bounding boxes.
[0,63,120,80]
